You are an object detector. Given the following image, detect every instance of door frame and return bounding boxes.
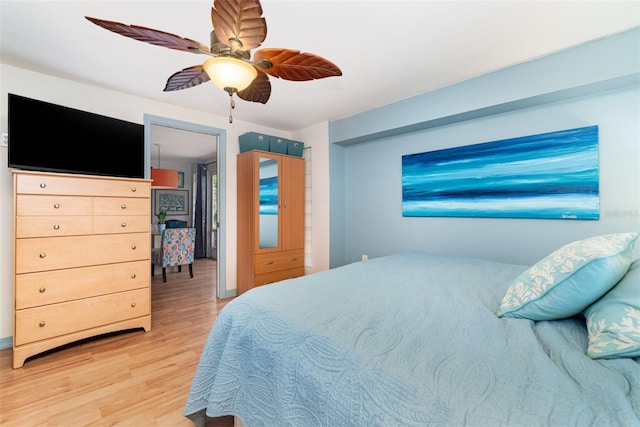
[143,114,227,299]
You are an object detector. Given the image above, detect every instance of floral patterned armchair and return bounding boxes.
[151,227,196,283]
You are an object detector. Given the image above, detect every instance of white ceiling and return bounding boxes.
[2,1,639,162]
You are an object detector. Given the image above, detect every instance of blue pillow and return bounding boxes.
[585,260,640,359]
[496,232,640,320]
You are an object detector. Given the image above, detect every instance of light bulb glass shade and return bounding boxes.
[203,57,258,92]
[151,168,179,188]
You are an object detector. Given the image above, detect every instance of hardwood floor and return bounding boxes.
[0,258,234,427]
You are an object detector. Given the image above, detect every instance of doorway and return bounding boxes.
[144,114,227,299]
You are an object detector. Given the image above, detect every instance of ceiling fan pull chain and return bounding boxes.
[228,93,236,123]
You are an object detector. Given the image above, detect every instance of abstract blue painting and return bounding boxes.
[259,176,278,214]
[402,125,599,219]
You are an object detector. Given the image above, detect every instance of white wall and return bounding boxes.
[292,122,331,273]
[0,64,325,345]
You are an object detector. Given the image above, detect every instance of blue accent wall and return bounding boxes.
[329,139,346,268]
[329,28,640,267]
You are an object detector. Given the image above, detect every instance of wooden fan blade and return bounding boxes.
[237,72,271,104]
[211,0,266,53]
[163,65,211,91]
[86,17,210,54]
[253,48,342,81]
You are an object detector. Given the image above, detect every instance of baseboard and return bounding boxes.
[0,336,12,350]
[219,288,237,299]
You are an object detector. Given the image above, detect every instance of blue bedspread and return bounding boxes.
[184,252,640,426]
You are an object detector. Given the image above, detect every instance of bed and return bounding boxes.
[184,233,640,426]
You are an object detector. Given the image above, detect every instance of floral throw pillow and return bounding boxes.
[496,232,640,321]
[585,260,640,359]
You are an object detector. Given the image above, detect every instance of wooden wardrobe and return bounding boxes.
[236,150,305,295]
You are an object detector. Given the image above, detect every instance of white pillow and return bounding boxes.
[585,260,640,359]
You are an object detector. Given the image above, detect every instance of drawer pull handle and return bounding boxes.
[121,204,127,209]
[263,261,274,265]
[131,302,136,308]
[53,203,60,209]
[53,224,60,230]
[39,287,46,293]
[39,183,46,188]
[131,187,137,193]
[131,273,137,279]
[121,222,127,228]
[39,321,46,327]
[39,252,46,259]
[289,258,297,262]
[131,245,137,250]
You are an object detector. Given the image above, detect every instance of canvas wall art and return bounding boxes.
[402,125,599,219]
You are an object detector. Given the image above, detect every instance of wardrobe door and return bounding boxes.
[280,155,305,251]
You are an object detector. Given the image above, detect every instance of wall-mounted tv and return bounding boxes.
[8,93,145,178]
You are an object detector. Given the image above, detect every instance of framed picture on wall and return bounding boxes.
[178,171,185,188]
[155,189,189,215]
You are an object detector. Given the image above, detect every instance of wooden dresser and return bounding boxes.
[237,150,305,295]
[12,170,152,368]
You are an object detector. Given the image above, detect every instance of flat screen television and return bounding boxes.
[8,93,145,178]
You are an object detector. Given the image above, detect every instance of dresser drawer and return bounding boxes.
[15,260,150,309]
[16,195,93,216]
[15,288,150,346]
[93,197,150,215]
[15,216,93,238]
[255,267,304,286]
[16,233,150,273]
[16,173,150,198]
[93,216,150,234]
[254,249,304,274]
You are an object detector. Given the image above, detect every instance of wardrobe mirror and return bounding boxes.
[259,157,279,249]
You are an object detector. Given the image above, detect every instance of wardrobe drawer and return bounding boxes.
[254,267,304,286]
[93,215,150,234]
[15,288,150,346]
[15,233,150,273]
[254,250,304,274]
[16,195,92,216]
[15,216,93,238]
[93,197,150,215]
[16,173,150,198]
[15,260,150,309]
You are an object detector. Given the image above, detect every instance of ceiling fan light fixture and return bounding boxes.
[203,57,257,93]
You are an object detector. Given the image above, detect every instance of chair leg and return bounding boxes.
[189,263,193,278]
[162,267,167,283]
[178,265,182,273]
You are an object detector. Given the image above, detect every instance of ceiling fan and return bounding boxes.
[86,0,342,122]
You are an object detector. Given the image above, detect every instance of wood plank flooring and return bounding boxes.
[0,258,234,427]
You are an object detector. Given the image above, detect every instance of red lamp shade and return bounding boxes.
[151,168,179,188]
